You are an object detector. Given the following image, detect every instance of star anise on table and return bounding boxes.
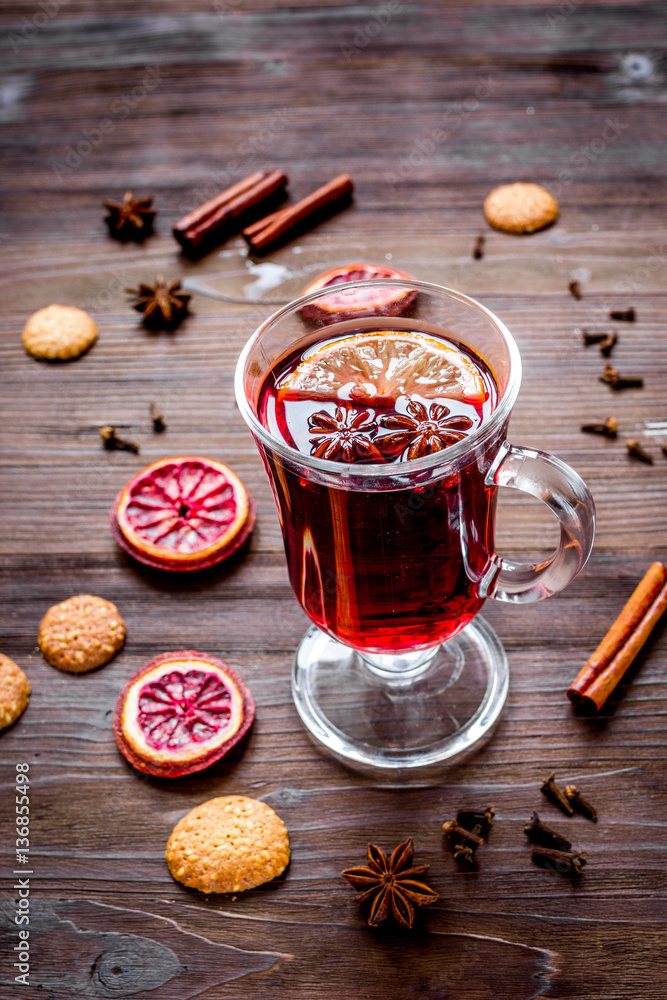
[376,400,473,460]
[308,407,384,463]
[104,190,156,241]
[341,838,439,929]
[126,274,191,330]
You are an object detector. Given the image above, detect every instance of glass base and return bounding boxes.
[292,617,508,772]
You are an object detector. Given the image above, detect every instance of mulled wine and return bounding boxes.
[257,327,500,654]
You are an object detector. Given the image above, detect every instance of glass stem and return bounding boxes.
[359,645,439,681]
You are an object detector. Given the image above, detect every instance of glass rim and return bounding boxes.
[234,278,522,477]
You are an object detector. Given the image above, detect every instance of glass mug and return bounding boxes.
[235,279,595,770]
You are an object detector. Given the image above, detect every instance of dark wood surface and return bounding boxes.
[1,3,666,998]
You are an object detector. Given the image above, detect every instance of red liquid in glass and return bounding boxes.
[257,329,501,654]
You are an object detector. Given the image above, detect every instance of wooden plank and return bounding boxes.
[0,3,666,998]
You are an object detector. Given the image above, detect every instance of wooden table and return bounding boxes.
[1,2,666,997]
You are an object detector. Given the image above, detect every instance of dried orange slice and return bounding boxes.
[113,650,255,777]
[279,331,486,406]
[301,262,416,321]
[111,456,254,572]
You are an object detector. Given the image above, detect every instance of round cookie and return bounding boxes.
[22,304,98,361]
[166,795,290,894]
[0,654,31,730]
[38,595,126,673]
[483,182,559,234]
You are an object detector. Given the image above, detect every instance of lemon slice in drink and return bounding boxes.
[279,331,486,406]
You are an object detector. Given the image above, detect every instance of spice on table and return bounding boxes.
[100,426,139,454]
[599,365,644,389]
[243,174,354,254]
[564,786,598,822]
[568,279,582,300]
[663,444,667,459]
[150,402,166,433]
[472,234,485,259]
[173,170,288,255]
[567,561,667,714]
[453,843,475,864]
[126,275,191,330]
[443,806,494,867]
[599,332,618,357]
[609,308,636,322]
[531,846,587,877]
[104,191,156,241]
[442,820,484,847]
[581,329,607,346]
[626,439,653,465]
[457,806,495,837]
[540,772,574,816]
[580,417,619,439]
[524,812,572,851]
[341,838,438,929]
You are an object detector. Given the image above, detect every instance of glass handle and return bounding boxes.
[484,442,595,604]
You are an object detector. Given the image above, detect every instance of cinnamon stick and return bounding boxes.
[243,173,353,253]
[568,562,667,713]
[173,170,288,253]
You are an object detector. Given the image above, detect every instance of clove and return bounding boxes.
[609,308,635,322]
[662,444,667,459]
[452,843,475,865]
[457,806,495,838]
[472,234,485,260]
[599,365,644,390]
[150,402,166,432]
[442,820,484,847]
[580,417,619,439]
[532,846,587,877]
[581,329,607,346]
[564,785,598,822]
[540,771,574,816]
[568,279,582,300]
[626,439,653,465]
[524,812,572,851]
[599,332,618,357]
[99,425,140,454]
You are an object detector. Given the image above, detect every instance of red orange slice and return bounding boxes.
[279,331,486,407]
[111,456,254,571]
[113,650,255,777]
[301,262,416,321]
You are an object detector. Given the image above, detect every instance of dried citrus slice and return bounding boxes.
[301,263,416,321]
[111,456,254,572]
[113,651,255,777]
[280,331,486,406]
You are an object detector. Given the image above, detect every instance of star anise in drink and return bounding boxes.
[376,400,473,460]
[341,838,438,929]
[126,274,191,330]
[104,190,156,241]
[308,407,383,463]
